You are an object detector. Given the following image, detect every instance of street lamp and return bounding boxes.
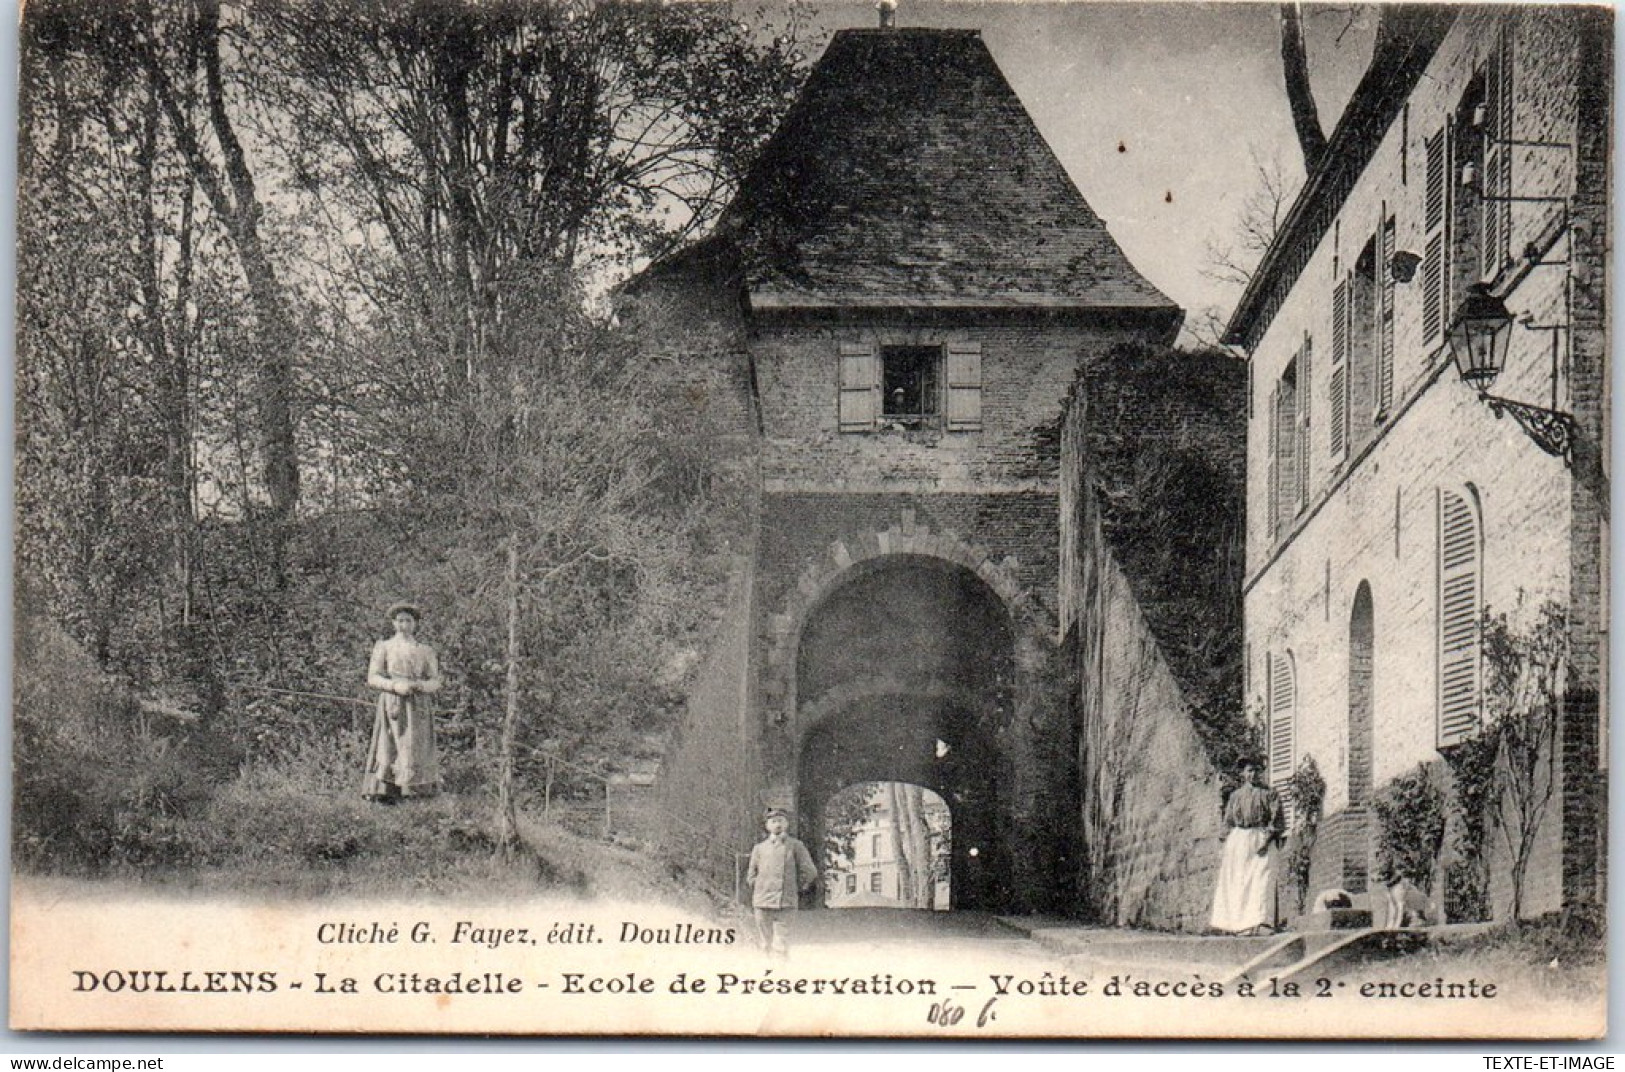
[1445,283,1515,388]
[1444,282,1577,466]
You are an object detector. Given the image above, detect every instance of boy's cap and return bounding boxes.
[763,807,788,822]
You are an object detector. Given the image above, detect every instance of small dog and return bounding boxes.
[1311,888,1353,912]
[1379,879,1430,928]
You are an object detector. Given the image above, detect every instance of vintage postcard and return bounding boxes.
[9,0,1609,1039]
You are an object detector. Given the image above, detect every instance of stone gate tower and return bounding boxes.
[631,27,1181,913]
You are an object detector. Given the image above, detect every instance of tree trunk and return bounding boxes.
[145,0,300,564]
[496,534,522,854]
[889,783,934,909]
[196,1,299,538]
[1279,3,1326,173]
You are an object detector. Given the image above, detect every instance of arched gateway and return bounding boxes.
[793,555,1014,910]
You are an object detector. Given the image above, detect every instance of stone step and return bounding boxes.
[1291,906,1374,931]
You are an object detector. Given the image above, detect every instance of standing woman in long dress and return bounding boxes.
[1209,762,1281,935]
[362,603,443,802]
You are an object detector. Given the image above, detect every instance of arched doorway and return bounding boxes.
[1345,581,1375,891]
[794,554,1014,911]
[821,782,950,910]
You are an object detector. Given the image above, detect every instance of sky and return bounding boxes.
[797,1,1381,341]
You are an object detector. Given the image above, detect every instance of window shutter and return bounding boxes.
[1422,126,1449,345]
[1481,30,1514,280]
[1424,128,1447,233]
[1437,488,1483,747]
[1330,365,1348,459]
[944,341,982,431]
[1377,216,1396,416]
[838,343,878,432]
[1295,339,1311,512]
[1267,652,1296,789]
[1422,231,1445,343]
[1267,384,1281,537]
[1273,368,1300,534]
[1330,278,1349,459]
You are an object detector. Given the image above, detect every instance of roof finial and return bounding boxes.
[876,0,897,29]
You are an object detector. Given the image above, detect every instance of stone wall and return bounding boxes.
[1059,345,1246,930]
[1064,564,1228,930]
[649,559,761,900]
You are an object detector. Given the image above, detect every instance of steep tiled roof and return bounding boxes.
[718,29,1178,317]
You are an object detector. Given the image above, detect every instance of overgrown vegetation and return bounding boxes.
[1283,754,1325,914]
[1439,601,1569,923]
[1083,341,1248,771]
[1442,728,1498,923]
[1373,763,1446,894]
[14,0,809,884]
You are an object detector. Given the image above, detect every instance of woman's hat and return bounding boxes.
[386,601,422,621]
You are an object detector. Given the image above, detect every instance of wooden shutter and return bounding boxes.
[1421,127,1449,344]
[1295,339,1311,512]
[1377,215,1396,416]
[1330,278,1349,459]
[1481,29,1514,280]
[1267,383,1281,538]
[1268,652,1296,789]
[1424,127,1447,233]
[1422,231,1445,343]
[838,343,878,432]
[944,341,982,431]
[1437,488,1483,747]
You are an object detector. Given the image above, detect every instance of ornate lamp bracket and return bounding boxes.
[1479,393,1578,467]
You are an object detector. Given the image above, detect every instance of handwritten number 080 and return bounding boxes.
[927,998,998,1028]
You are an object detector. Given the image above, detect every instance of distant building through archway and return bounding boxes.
[822,782,951,910]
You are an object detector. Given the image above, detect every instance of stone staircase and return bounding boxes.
[1003,913,1495,989]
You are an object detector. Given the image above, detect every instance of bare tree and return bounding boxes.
[1203,149,1298,290]
[1482,602,1569,922]
[259,0,807,387]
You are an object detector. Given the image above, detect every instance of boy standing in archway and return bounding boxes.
[747,807,818,958]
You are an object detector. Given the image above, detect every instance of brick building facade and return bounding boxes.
[1226,7,1609,921]
[632,26,1188,914]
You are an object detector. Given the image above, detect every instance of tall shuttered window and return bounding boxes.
[1295,338,1311,512]
[1437,487,1484,748]
[1267,652,1296,791]
[1268,354,1303,540]
[1267,384,1281,538]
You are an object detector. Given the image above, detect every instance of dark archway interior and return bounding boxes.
[794,556,1014,911]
